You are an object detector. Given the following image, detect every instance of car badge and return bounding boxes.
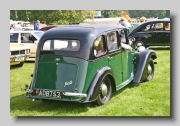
[56,58,60,61]
[64,81,73,87]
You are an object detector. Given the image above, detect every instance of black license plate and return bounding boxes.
[38,90,62,98]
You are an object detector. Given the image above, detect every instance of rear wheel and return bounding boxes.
[96,76,112,105]
[144,58,154,81]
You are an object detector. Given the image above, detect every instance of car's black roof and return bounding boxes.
[42,24,125,38]
[37,24,126,60]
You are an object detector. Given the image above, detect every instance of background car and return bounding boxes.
[22,27,34,31]
[10,44,30,67]
[24,24,157,105]
[10,30,44,61]
[128,19,170,48]
[39,25,60,31]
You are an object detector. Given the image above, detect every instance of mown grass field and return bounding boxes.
[10,47,170,116]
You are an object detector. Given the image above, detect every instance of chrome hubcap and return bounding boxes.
[101,83,108,96]
[148,64,152,75]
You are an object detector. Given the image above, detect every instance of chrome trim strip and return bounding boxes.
[63,92,87,97]
[10,54,31,58]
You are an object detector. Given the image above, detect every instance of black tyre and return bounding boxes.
[17,62,24,67]
[96,76,112,105]
[144,58,154,81]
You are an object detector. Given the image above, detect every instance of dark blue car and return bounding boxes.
[129,19,170,47]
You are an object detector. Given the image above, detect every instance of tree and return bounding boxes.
[82,10,97,20]
[101,10,123,18]
[10,10,91,25]
[128,10,149,18]
[166,10,170,18]
[10,10,16,20]
[148,10,166,19]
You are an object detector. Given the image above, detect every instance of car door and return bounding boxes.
[106,31,123,88]
[120,29,134,83]
[148,22,164,46]
[20,32,38,57]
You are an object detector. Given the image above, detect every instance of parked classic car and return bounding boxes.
[10,30,44,61]
[10,44,30,67]
[24,24,157,105]
[129,19,170,47]
[22,27,34,31]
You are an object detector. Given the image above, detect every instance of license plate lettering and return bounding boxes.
[53,91,56,97]
[15,57,24,61]
[38,90,61,98]
[49,91,53,96]
[56,92,60,97]
[45,91,49,96]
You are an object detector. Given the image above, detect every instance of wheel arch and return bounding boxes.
[133,49,157,83]
[79,66,115,103]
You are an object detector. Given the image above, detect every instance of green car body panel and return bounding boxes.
[24,24,157,104]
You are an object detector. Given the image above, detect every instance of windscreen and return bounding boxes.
[10,33,19,43]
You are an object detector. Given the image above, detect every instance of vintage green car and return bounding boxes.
[24,24,157,105]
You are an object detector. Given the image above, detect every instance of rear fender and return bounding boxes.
[79,66,114,103]
[133,49,157,83]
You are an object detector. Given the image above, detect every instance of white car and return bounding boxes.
[22,27,34,31]
[10,30,44,61]
[10,45,30,67]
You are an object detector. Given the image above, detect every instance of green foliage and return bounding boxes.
[129,10,149,18]
[166,10,170,18]
[148,10,166,18]
[101,10,123,18]
[11,10,86,25]
[10,10,170,24]
[82,10,97,20]
[10,47,170,116]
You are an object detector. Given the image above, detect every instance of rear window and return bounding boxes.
[42,39,80,51]
[10,33,19,43]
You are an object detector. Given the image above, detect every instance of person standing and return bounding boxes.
[34,20,40,30]
[10,24,14,31]
[119,18,131,34]
[14,22,22,31]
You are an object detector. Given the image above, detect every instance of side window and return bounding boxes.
[21,33,37,43]
[151,23,156,31]
[155,23,163,31]
[164,23,170,30]
[93,36,105,56]
[137,24,151,32]
[10,33,19,43]
[106,31,118,52]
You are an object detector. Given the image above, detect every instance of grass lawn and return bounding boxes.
[10,47,170,116]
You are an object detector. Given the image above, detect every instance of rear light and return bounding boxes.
[33,89,39,94]
[33,89,36,94]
